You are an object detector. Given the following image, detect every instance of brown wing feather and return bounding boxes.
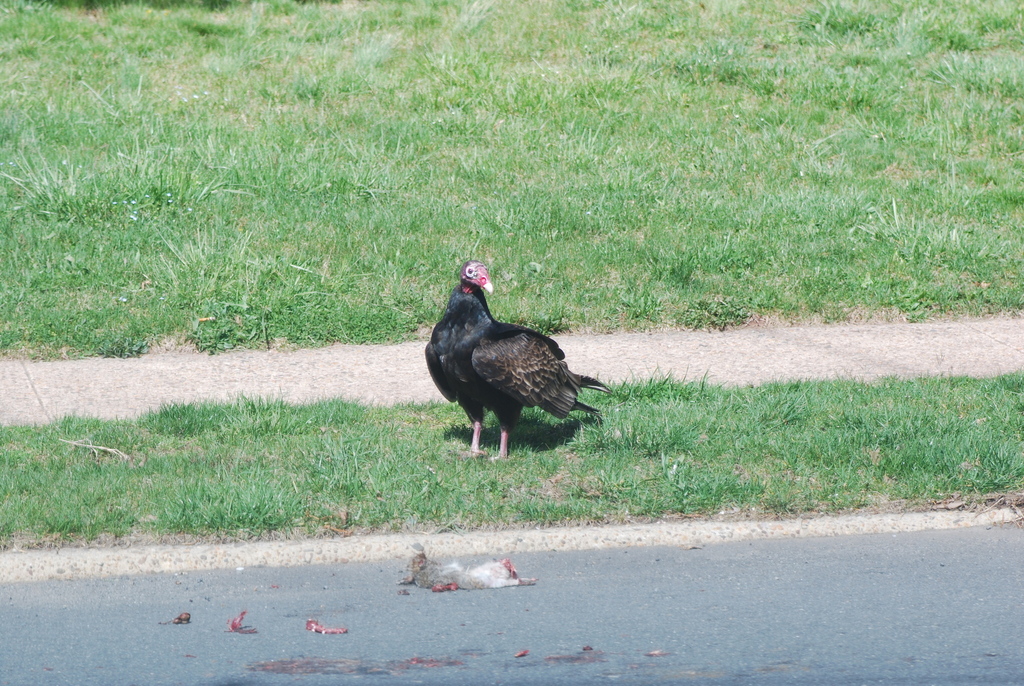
[472,334,580,418]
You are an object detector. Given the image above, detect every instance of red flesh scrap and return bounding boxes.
[226,610,258,634]
[500,557,538,585]
[431,582,459,592]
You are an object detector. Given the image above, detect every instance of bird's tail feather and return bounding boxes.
[578,375,611,393]
[571,399,601,415]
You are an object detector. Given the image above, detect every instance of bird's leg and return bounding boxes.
[470,420,485,455]
[493,429,509,461]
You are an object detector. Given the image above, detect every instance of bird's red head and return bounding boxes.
[460,260,493,295]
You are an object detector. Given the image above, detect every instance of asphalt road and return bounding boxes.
[2,525,1022,686]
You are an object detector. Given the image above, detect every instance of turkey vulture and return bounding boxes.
[425,260,609,459]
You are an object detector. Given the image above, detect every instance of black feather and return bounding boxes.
[425,264,607,456]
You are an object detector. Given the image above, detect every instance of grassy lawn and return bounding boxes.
[1,0,1022,357]
[2,375,1023,545]
[2,0,1022,543]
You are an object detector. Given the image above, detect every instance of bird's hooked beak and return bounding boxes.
[481,279,494,294]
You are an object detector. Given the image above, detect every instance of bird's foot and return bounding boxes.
[460,448,489,460]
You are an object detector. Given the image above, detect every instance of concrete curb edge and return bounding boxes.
[2,508,1017,584]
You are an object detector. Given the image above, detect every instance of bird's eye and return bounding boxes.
[466,267,477,278]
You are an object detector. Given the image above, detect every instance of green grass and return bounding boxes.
[0,0,1022,357]
[2,375,1022,545]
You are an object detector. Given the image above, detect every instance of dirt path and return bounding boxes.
[2,316,1023,426]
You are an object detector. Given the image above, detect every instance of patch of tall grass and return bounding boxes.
[1,0,1022,357]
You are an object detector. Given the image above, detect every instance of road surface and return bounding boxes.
[2,525,1022,685]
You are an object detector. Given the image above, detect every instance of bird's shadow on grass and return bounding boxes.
[442,413,600,455]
